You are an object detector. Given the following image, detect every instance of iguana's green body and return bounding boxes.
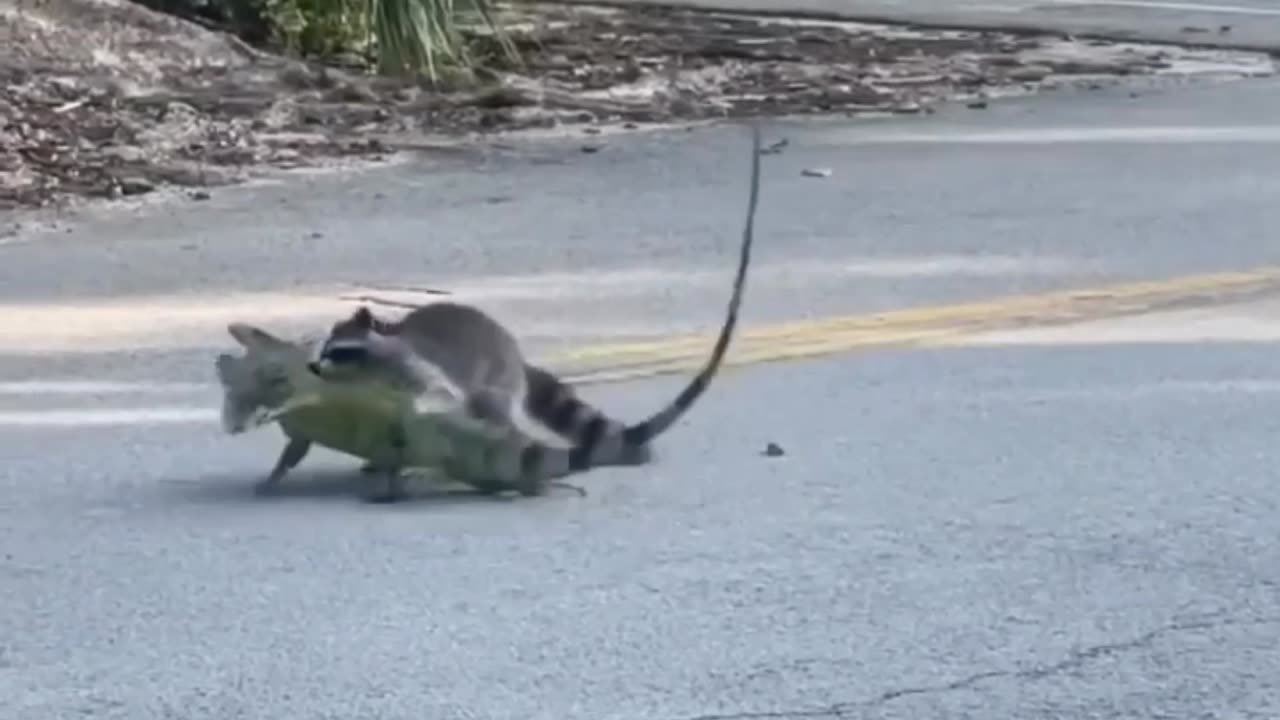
[215,325,535,496]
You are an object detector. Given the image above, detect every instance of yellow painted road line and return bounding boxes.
[550,265,1280,386]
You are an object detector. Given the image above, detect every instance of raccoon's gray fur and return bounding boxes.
[318,301,564,433]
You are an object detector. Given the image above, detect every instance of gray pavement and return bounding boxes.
[580,0,1280,52]
[3,304,1280,719]
[3,65,1280,720]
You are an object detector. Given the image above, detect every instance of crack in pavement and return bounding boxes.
[679,614,1280,720]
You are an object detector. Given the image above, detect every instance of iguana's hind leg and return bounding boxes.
[256,437,311,496]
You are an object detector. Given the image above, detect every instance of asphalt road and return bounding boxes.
[3,74,1280,719]
[583,0,1280,52]
[4,74,1280,368]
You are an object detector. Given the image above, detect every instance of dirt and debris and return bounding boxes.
[1,0,1275,211]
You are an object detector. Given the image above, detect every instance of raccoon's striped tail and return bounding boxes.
[529,123,762,476]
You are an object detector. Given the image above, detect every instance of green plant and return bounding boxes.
[256,0,520,82]
[264,0,368,57]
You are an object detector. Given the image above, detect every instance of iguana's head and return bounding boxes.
[215,322,313,434]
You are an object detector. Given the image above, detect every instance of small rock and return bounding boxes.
[966,99,989,110]
[581,144,602,154]
[101,145,147,163]
[984,56,1022,68]
[622,122,638,130]
[762,442,785,458]
[118,177,154,196]
[308,231,323,239]
[583,126,602,135]
[759,138,789,155]
[1219,25,1232,33]
[188,190,211,201]
[1007,64,1051,82]
[801,167,831,178]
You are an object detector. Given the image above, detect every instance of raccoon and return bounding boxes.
[315,302,620,436]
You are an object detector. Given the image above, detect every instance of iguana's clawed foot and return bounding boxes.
[360,469,408,504]
[361,482,407,503]
[252,479,281,497]
[548,481,587,498]
[362,490,404,504]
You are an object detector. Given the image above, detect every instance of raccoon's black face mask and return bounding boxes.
[308,342,371,376]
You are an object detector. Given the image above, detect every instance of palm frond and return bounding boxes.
[367,0,520,82]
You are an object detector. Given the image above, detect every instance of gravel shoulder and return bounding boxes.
[1,0,1276,215]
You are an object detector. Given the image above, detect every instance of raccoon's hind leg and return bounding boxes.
[256,437,311,496]
[465,389,521,429]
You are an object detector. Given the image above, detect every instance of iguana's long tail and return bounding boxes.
[489,124,762,493]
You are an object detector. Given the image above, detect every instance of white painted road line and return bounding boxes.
[830,126,1280,145]
[1047,0,1280,16]
[0,408,218,427]
[0,381,210,395]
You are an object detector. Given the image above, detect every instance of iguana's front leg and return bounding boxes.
[256,437,311,495]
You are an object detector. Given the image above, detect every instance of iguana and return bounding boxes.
[214,323,561,497]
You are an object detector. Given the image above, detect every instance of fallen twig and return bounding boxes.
[52,98,88,114]
[338,294,428,310]
[351,283,453,296]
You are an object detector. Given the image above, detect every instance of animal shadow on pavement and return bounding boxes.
[158,467,510,508]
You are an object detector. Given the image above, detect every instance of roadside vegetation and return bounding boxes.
[8,0,1259,213]
[132,0,522,83]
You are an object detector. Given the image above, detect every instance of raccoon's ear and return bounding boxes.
[227,322,289,351]
[352,306,374,330]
